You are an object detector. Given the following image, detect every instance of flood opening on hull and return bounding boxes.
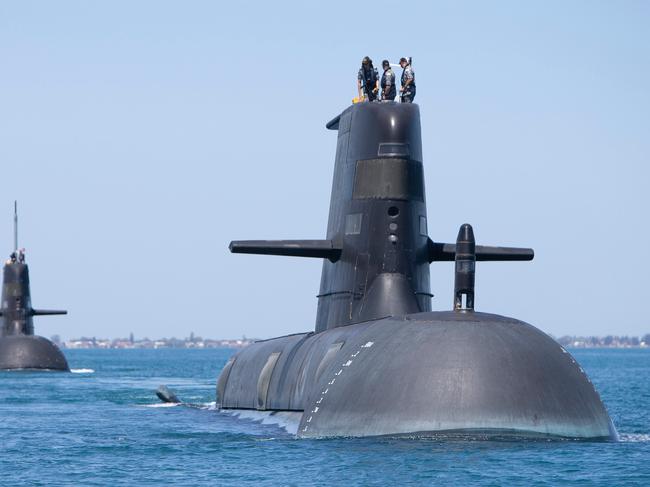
[370,429,616,443]
[216,409,611,442]
[214,414,616,442]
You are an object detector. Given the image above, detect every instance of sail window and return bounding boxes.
[353,159,424,201]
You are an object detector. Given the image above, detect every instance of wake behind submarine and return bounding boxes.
[217,101,617,439]
[0,203,69,371]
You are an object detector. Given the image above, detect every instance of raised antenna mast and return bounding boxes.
[13,200,18,252]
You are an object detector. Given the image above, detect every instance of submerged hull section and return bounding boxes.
[218,312,616,439]
[0,335,69,371]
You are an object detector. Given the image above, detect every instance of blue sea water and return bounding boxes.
[0,348,648,486]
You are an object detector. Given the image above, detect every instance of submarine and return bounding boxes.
[0,203,69,371]
[216,101,617,439]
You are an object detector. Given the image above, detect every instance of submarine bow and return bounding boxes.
[222,102,616,439]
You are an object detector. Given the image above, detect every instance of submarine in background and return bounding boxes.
[217,102,617,439]
[0,203,69,371]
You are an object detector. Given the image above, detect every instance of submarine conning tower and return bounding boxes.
[0,203,69,371]
[0,255,67,336]
[230,102,534,332]
[317,102,429,330]
[2,258,36,336]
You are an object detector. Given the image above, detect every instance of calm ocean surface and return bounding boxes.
[0,348,648,486]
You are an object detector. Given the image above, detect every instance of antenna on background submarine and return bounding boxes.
[13,200,18,252]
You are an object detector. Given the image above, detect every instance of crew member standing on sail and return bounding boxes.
[399,57,416,103]
[357,56,379,102]
[380,60,396,101]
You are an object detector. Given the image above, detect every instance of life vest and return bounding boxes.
[382,69,397,99]
[363,66,377,87]
[401,65,416,89]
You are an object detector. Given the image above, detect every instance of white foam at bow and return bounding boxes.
[227,410,302,435]
[619,433,650,443]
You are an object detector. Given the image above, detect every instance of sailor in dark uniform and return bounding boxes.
[399,57,416,103]
[357,56,379,102]
[380,60,396,101]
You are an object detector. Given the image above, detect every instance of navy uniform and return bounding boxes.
[400,62,416,103]
[358,64,379,101]
[381,65,396,101]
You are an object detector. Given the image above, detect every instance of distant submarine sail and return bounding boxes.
[217,102,617,439]
[0,202,69,371]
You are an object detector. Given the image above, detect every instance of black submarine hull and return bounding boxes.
[220,101,616,440]
[0,335,69,371]
[1,221,69,372]
[218,312,616,439]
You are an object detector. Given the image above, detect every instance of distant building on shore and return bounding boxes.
[57,334,649,350]
[61,335,256,349]
[555,334,650,349]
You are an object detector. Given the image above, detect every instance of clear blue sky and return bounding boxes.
[1,1,648,340]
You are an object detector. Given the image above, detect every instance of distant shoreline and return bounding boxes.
[53,336,257,350]
[48,334,649,350]
[556,335,649,349]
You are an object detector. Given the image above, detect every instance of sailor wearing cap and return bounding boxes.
[399,57,416,103]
